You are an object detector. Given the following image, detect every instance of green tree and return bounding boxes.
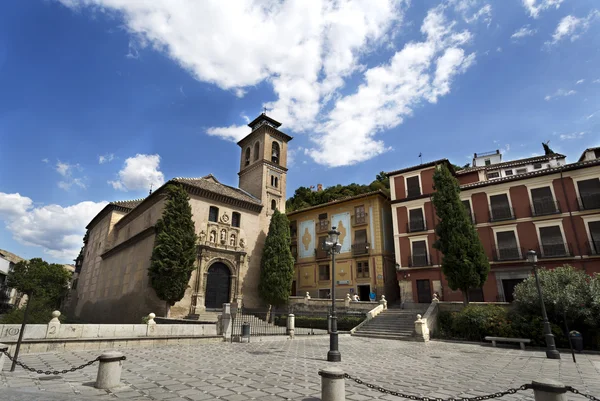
[7,258,72,307]
[258,209,295,308]
[149,184,197,317]
[432,164,490,304]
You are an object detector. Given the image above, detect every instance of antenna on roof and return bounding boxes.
[149,184,153,196]
[419,152,423,165]
[263,106,267,115]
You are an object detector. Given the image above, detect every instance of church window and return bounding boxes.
[275,177,278,188]
[245,147,251,166]
[232,212,241,228]
[271,199,277,210]
[209,206,219,222]
[271,141,280,165]
[254,141,260,161]
[230,233,236,246]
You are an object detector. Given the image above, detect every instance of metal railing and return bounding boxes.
[535,242,572,258]
[531,199,561,216]
[407,220,427,233]
[405,188,422,198]
[578,194,600,211]
[492,246,523,261]
[351,242,370,256]
[586,240,600,255]
[408,254,430,267]
[489,206,515,222]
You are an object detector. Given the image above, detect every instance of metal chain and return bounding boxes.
[319,372,533,401]
[567,386,600,401]
[1,350,105,375]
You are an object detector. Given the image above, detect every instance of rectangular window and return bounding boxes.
[485,159,491,166]
[411,240,428,267]
[487,172,500,179]
[533,163,542,169]
[232,212,241,228]
[489,194,513,221]
[496,231,520,260]
[289,221,297,238]
[209,206,219,222]
[319,264,330,281]
[318,289,330,298]
[408,208,426,232]
[505,170,513,176]
[516,168,527,174]
[356,261,370,278]
[354,205,366,225]
[539,226,566,257]
[462,200,474,223]
[531,187,557,216]
[588,221,600,254]
[406,176,421,198]
[316,235,329,259]
[595,149,600,159]
[318,219,329,232]
[577,178,600,210]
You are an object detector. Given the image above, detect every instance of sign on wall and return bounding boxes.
[299,219,315,259]
[331,212,351,253]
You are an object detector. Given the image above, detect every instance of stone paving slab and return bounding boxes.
[1,336,599,400]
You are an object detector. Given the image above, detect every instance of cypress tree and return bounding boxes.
[432,164,490,304]
[258,209,295,308]
[149,184,197,316]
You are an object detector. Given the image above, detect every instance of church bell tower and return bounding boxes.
[237,113,292,214]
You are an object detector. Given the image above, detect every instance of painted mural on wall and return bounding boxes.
[299,220,315,259]
[331,212,351,253]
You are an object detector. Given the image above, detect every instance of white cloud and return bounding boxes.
[54,160,86,191]
[99,153,115,164]
[587,110,600,119]
[0,192,107,262]
[544,89,576,101]
[56,161,76,176]
[522,0,564,19]
[206,124,250,143]
[559,131,586,140]
[511,25,537,39]
[42,158,49,163]
[594,79,600,84]
[546,11,600,46]
[496,47,502,52]
[108,154,165,191]
[576,79,585,85]
[464,4,492,26]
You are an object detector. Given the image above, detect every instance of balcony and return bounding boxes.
[408,254,430,267]
[405,188,422,199]
[316,220,330,234]
[492,246,523,261]
[586,240,600,255]
[489,206,515,222]
[352,213,368,226]
[536,242,572,258]
[315,248,329,260]
[531,199,561,217]
[578,194,600,211]
[352,242,370,256]
[407,219,427,233]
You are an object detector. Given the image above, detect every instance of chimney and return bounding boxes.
[317,184,323,192]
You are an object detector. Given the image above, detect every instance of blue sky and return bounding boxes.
[0,0,599,263]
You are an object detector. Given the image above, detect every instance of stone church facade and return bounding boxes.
[69,114,291,323]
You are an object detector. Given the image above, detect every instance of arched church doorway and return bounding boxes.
[205,262,231,310]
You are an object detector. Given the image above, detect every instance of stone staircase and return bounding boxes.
[185,311,220,322]
[352,304,429,340]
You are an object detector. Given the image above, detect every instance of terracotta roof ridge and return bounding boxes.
[287,189,388,215]
[457,153,566,174]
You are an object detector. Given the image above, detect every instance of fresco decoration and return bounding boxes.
[299,219,315,259]
[331,212,351,253]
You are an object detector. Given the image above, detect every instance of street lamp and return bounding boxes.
[323,226,342,362]
[526,249,561,360]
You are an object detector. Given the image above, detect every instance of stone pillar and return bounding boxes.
[414,314,429,342]
[345,294,351,308]
[287,314,295,339]
[146,313,156,337]
[320,367,345,401]
[0,343,7,372]
[379,295,387,310]
[46,310,61,339]
[221,303,232,340]
[531,379,567,401]
[95,351,125,389]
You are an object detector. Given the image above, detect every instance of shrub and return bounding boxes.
[0,297,65,324]
[448,305,513,341]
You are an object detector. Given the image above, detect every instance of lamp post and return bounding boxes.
[526,249,561,360]
[323,226,342,362]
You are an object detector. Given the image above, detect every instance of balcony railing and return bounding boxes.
[531,199,561,217]
[492,246,523,261]
[407,219,427,233]
[578,194,600,211]
[408,254,430,267]
[489,206,515,222]
[352,213,368,226]
[535,242,572,258]
[352,242,370,256]
[315,248,329,260]
[316,220,330,233]
[405,188,422,199]
[586,240,600,255]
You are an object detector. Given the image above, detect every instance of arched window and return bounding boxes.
[274,177,278,188]
[229,233,236,246]
[271,141,280,164]
[245,147,251,166]
[254,141,260,161]
[271,175,274,186]
[271,199,277,210]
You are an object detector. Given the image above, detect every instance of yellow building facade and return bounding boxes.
[287,191,398,302]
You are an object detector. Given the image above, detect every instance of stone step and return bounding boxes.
[352,332,414,340]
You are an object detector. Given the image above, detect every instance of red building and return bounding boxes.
[388,147,600,304]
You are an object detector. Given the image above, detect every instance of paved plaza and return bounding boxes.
[1,336,599,401]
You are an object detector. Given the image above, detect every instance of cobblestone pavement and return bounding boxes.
[1,336,600,401]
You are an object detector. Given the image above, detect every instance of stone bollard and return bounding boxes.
[46,310,61,338]
[531,379,567,401]
[380,295,387,310]
[95,351,125,389]
[414,314,430,342]
[146,313,157,336]
[287,314,295,339]
[221,303,232,340]
[147,313,156,324]
[320,367,345,401]
[0,343,7,372]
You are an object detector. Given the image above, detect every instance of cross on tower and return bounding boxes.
[263,106,267,114]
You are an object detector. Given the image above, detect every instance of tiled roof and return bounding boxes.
[174,176,262,206]
[386,159,450,177]
[287,190,389,216]
[457,154,566,175]
[109,199,145,209]
[0,248,25,264]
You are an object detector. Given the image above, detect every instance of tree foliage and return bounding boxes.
[7,258,72,307]
[286,172,390,212]
[432,164,490,303]
[258,209,295,307]
[149,184,198,313]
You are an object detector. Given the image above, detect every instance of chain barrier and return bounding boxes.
[567,386,600,401]
[1,350,107,375]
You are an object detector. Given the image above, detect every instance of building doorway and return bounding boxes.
[357,285,370,301]
[291,281,297,296]
[416,280,432,303]
[501,279,523,303]
[205,263,231,310]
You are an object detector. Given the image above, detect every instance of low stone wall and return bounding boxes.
[438,301,510,313]
[288,296,380,313]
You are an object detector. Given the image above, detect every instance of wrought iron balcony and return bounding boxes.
[531,199,561,217]
[586,240,600,255]
[408,254,430,267]
[577,194,600,211]
[407,219,427,233]
[535,242,572,258]
[351,242,370,256]
[489,206,515,222]
[492,246,523,261]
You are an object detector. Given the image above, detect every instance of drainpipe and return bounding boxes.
[559,167,585,272]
